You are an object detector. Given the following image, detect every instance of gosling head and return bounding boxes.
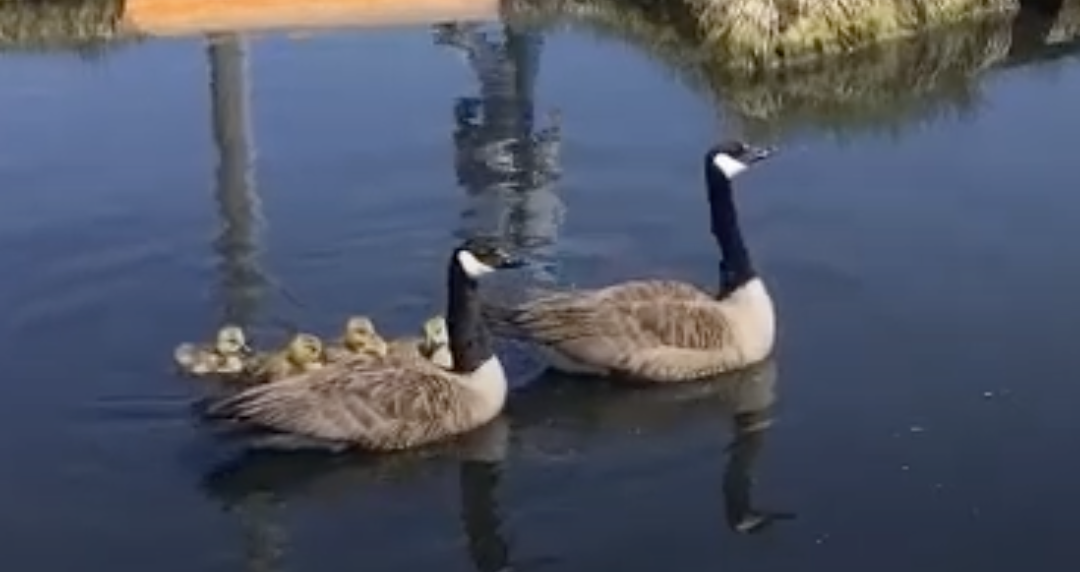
[453,237,526,280]
[342,316,382,351]
[345,316,376,335]
[706,140,776,181]
[417,315,452,368]
[286,333,324,367]
[214,325,250,356]
[344,316,376,341]
[422,315,449,350]
[351,333,389,358]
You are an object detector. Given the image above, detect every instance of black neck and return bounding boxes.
[707,164,756,292]
[446,258,495,373]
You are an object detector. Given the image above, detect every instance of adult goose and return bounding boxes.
[482,141,777,383]
[205,238,524,451]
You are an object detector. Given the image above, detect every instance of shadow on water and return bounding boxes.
[501,0,1080,140]
[200,360,787,570]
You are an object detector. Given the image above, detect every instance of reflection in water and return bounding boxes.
[503,0,1080,140]
[202,418,515,572]
[207,32,267,329]
[435,21,565,285]
[460,461,510,572]
[207,32,284,572]
[510,360,789,535]
[1047,0,1080,42]
[228,491,288,572]
[724,408,796,534]
[458,420,514,572]
[199,359,789,572]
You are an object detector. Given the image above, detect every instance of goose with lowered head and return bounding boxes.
[205,237,524,451]
[482,141,777,383]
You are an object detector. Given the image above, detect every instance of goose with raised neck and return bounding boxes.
[481,140,779,383]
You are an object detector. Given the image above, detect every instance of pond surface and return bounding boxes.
[1,16,1080,572]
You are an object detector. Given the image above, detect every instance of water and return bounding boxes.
[1,11,1080,572]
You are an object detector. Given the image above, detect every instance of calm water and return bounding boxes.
[2,17,1080,572]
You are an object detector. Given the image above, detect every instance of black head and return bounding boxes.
[452,237,526,280]
[705,141,777,182]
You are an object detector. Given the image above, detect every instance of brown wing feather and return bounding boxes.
[208,356,476,451]
[591,280,714,303]
[617,298,736,349]
[491,289,731,347]
[484,280,714,341]
[490,286,745,381]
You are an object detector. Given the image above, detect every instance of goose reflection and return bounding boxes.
[200,360,791,572]
[725,402,796,534]
[200,417,515,572]
[509,359,793,535]
[435,21,565,286]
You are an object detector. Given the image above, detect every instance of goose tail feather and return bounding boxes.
[202,387,265,421]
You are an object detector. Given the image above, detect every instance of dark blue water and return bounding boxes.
[1,13,1080,572]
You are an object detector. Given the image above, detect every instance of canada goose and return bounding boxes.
[483,141,777,383]
[174,325,251,376]
[244,333,325,383]
[323,316,389,364]
[205,238,525,451]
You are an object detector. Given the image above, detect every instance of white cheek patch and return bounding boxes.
[713,153,748,179]
[457,250,497,278]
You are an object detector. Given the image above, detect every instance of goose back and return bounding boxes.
[207,352,500,451]
[483,278,773,382]
[479,142,778,382]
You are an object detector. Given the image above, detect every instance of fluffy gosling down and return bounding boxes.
[483,140,778,383]
[243,333,326,383]
[324,316,390,364]
[324,314,453,369]
[205,238,523,452]
[174,325,251,376]
[387,315,453,368]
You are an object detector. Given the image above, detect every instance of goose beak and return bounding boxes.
[462,237,527,270]
[741,144,776,165]
[496,253,526,269]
